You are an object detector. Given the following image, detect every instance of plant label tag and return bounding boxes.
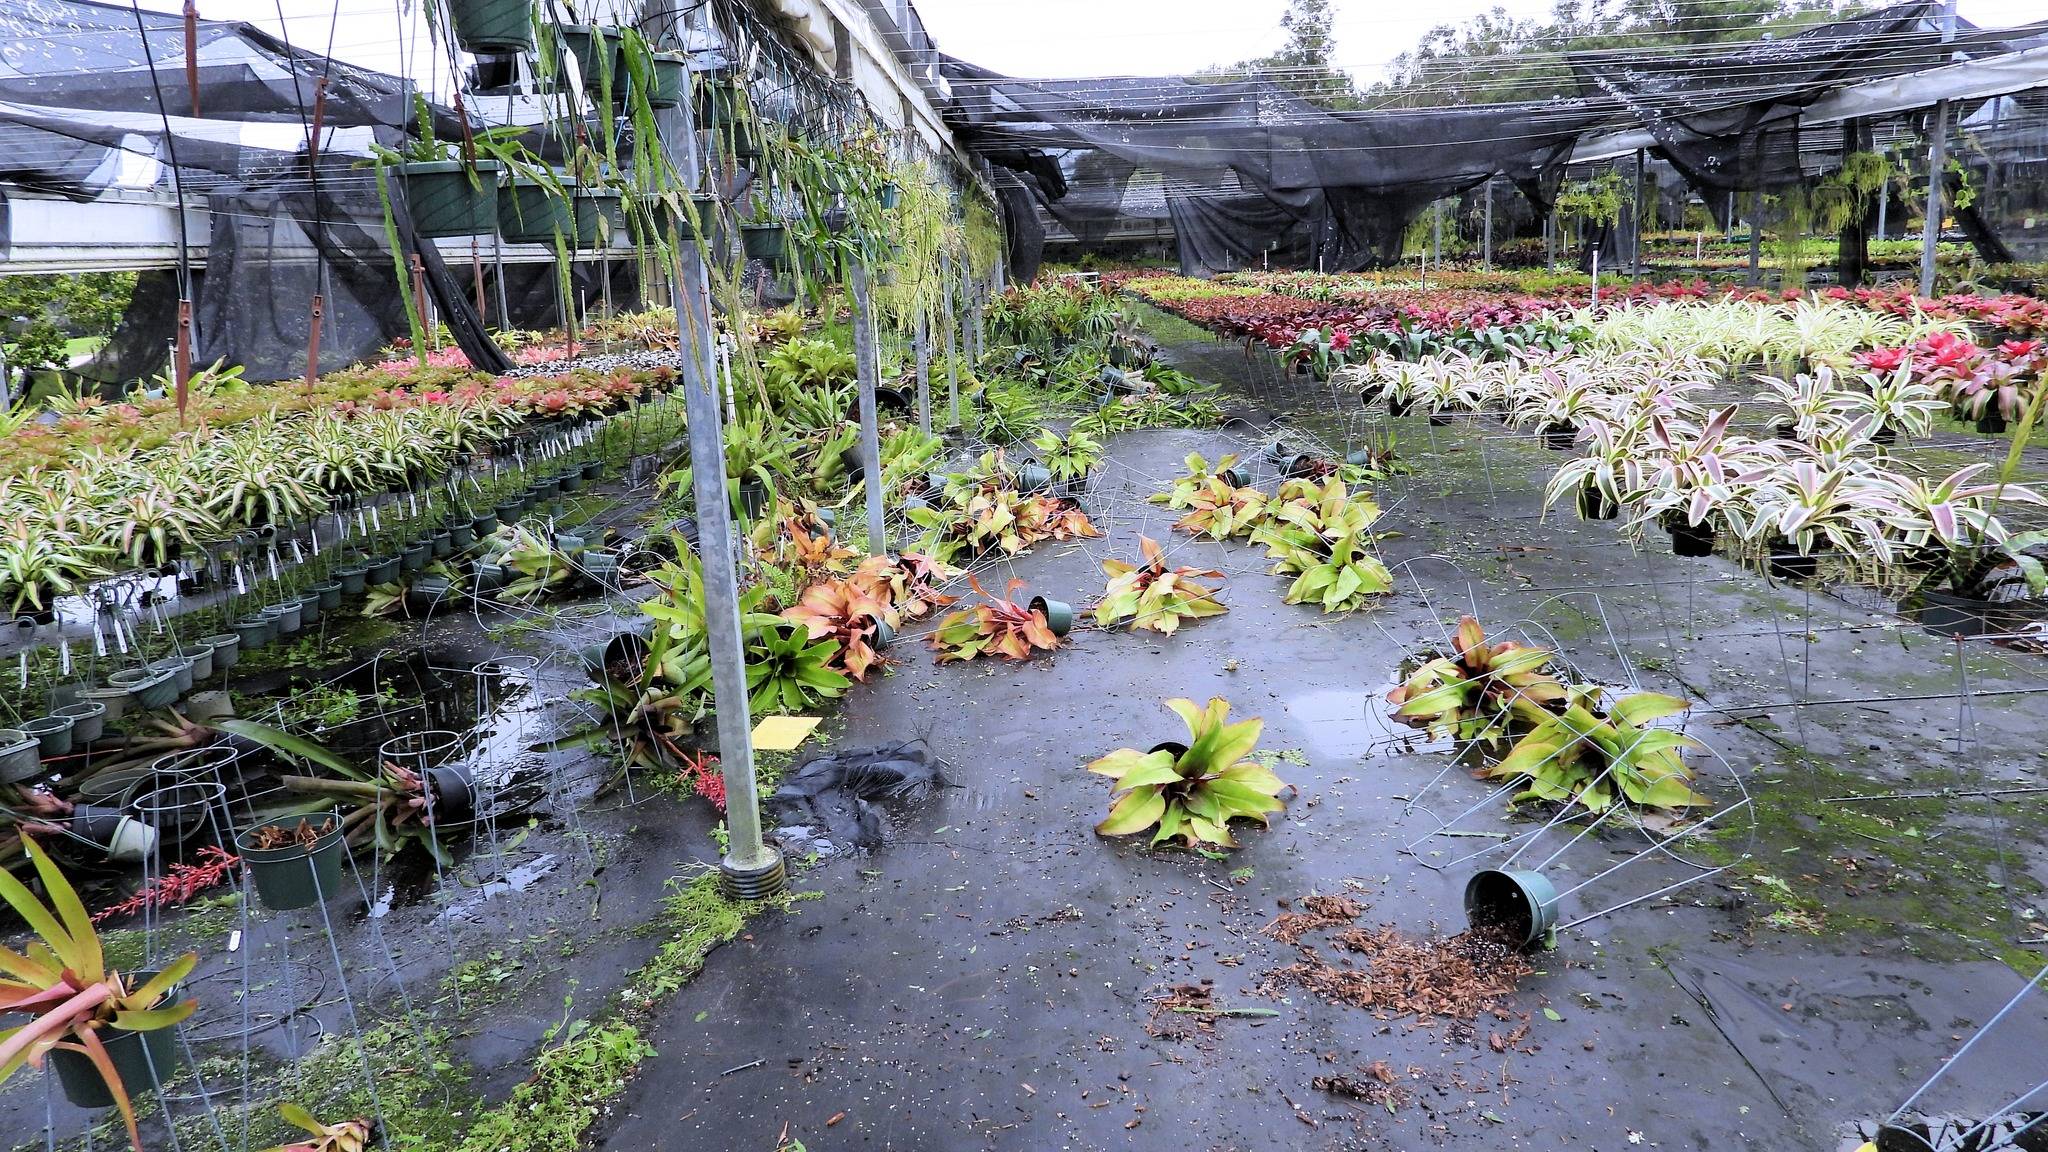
[357,507,369,534]
[234,565,248,595]
[18,652,26,690]
[227,930,241,953]
[409,492,420,517]
[290,541,306,565]
[59,639,71,676]
[111,617,129,654]
[370,506,383,532]
[267,551,281,582]
[91,621,106,658]
[308,529,320,557]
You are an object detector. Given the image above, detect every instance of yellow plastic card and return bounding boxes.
[751,715,822,751]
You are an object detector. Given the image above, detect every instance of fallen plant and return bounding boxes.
[1089,697,1290,850]
[930,576,1061,663]
[1094,535,1227,635]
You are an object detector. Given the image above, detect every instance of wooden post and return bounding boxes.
[183,0,200,117]
[174,299,193,422]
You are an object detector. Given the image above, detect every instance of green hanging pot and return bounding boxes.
[499,175,576,245]
[571,190,624,246]
[399,159,502,238]
[647,52,686,109]
[446,0,533,53]
[557,24,624,97]
[741,222,787,263]
[237,816,348,912]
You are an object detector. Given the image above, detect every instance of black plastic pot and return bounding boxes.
[49,979,183,1107]
[367,556,403,585]
[236,816,347,911]
[1387,397,1414,417]
[400,159,502,238]
[450,523,476,551]
[1217,466,1247,489]
[739,479,771,520]
[1667,521,1716,558]
[1908,588,2022,639]
[1428,411,1453,427]
[580,626,652,688]
[1765,539,1819,581]
[407,575,455,615]
[336,564,370,595]
[312,581,343,612]
[426,762,476,825]
[1282,452,1324,479]
[430,530,454,558]
[1148,741,1189,761]
[559,470,586,493]
[70,804,158,862]
[472,513,501,538]
[1542,423,1577,451]
[401,542,431,574]
[1575,484,1617,521]
[1978,413,2008,435]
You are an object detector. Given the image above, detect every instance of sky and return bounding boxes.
[144,0,2045,88]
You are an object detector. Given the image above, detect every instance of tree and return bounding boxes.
[0,273,135,374]
[1201,0,1359,109]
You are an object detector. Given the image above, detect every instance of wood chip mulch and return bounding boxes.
[1262,921,1533,1025]
[1263,894,1366,944]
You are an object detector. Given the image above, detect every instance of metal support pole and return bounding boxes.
[914,306,931,433]
[942,253,959,429]
[1877,180,1889,240]
[1431,201,1441,267]
[1544,213,1555,271]
[675,243,783,899]
[1481,180,1493,270]
[850,261,887,557]
[492,233,509,330]
[1632,148,1646,280]
[1921,0,1958,298]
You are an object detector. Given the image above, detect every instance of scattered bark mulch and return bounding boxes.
[1263,923,1533,1024]
[1263,894,1366,944]
[1312,1061,1409,1111]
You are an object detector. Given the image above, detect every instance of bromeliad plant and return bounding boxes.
[1385,616,1568,747]
[849,551,958,622]
[1151,452,1244,511]
[930,576,1061,663]
[261,1106,372,1152]
[782,577,893,682]
[1089,697,1289,850]
[0,839,199,1152]
[1173,478,1269,541]
[907,481,1099,564]
[1094,535,1227,636]
[1251,478,1395,614]
[1030,428,1104,486]
[1487,691,1709,814]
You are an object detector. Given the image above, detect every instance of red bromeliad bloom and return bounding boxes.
[1329,328,1352,352]
[1856,347,1910,373]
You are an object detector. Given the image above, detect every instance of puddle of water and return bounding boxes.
[431,853,561,925]
[1284,688,1380,764]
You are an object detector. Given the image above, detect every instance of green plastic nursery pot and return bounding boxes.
[76,767,150,806]
[367,557,403,585]
[400,159,502,238]
[580,626,652,688]
[184,642,215,681]
[497,499,525,521]
[647,51,686,108]
[1029,596,1074,637]
[266,600,304,635]
[499,176,576,244]
[581,460,603,481]
[471,513,501,537]
[0,729,41,783]
[578,549,622,585]
[741,222,788,263]
[473,560,510,592]
[1014,463,1053,493]
[144,656,191,698]
[401,542,432,574]
[571,191,623,246]
[233,615,273,652]
[1464,868,1559,948]
[115,667,180,711]
[445,0,533,53]
[336,564,371,595]
[553,532,586,554]
[296,592,324,625]
[49,975,183,1108]
[56,700,106,745]
[81,681,134,724]
[237,816,347,911]
[20,714,73,758]
[449,523,476,551]
[666,193,718,241]
[202,632,240,672]
[407,575,455,615]
[559,470,586,493]
[532,476,562,499]
[431,530,454,558]
[557,24,623,96]
[871,618,896,650]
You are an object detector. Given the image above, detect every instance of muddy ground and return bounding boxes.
[7,311,2047,1152]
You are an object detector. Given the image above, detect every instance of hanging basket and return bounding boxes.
[557,24,624,97]
[571,190,624,247]
[499,176,576,244]
[741,222,788,263]
[446,0,533,53]
[400,159,502,238]
[0,729,41,784]
[647,51,686,109]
